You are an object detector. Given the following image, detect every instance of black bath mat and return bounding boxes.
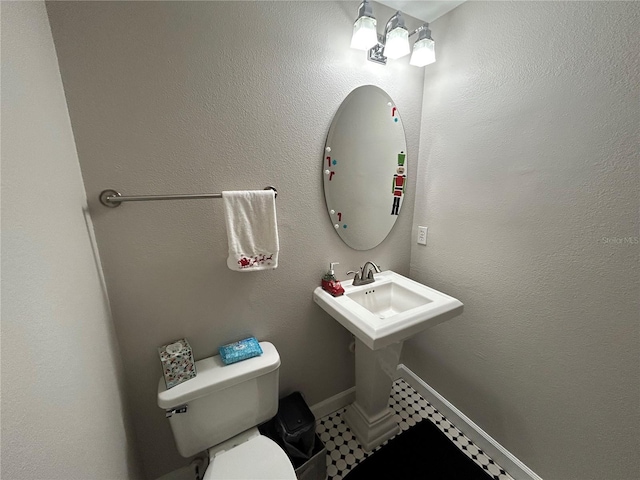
[344,420,492,480]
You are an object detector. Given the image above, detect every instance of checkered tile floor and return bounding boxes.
[315,379,513,480]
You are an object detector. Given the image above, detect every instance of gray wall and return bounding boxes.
[1,2,141,478]
[404,2,639,479]
[46,2,425,478]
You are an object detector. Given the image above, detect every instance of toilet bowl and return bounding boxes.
[204,428,295,479]
[158,342,296,480]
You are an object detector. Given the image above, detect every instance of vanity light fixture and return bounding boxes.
[350,2,436,68]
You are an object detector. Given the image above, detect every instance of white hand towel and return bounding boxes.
[222,190,279,271]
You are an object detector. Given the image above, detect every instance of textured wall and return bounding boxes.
[1,2,141,479]
[404,2,639,479]
[46,2,425,478]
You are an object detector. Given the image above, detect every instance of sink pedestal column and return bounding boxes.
[343,339,403,451]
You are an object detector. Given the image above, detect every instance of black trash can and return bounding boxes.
[259,392,327,480]
[275,392,316,461]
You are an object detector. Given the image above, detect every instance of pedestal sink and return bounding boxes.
[313,270,463,450]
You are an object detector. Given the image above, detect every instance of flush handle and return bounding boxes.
[165,404,188,418]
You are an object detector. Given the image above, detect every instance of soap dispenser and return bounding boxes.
[322,262,345,297]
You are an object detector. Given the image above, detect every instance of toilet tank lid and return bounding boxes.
[157,341,280,409]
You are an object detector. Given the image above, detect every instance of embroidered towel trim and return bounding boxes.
[222,190,279,271]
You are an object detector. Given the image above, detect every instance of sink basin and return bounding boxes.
[347,280,432,318]
[314,270,463,350]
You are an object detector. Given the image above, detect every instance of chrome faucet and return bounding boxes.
[347,261,382,286]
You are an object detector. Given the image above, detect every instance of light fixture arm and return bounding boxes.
[383,11,405,38]
[409,23,432,41]
[356,0,375,20]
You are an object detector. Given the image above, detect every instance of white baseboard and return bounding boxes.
[310,387,356,419]
[397,364,543,480]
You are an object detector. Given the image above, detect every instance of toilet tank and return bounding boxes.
[158,341,280,457]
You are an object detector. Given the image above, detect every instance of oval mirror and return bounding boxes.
[323,85,407,250]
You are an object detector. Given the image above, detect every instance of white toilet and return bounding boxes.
[157,342,297,480]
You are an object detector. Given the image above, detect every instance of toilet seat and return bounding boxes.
[204,435,296,480]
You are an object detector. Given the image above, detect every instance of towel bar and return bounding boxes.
[99,186,277,208]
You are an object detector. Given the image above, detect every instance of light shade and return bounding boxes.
[410,37,436,67]
[351,16,378,50]
[384,26,410,59]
